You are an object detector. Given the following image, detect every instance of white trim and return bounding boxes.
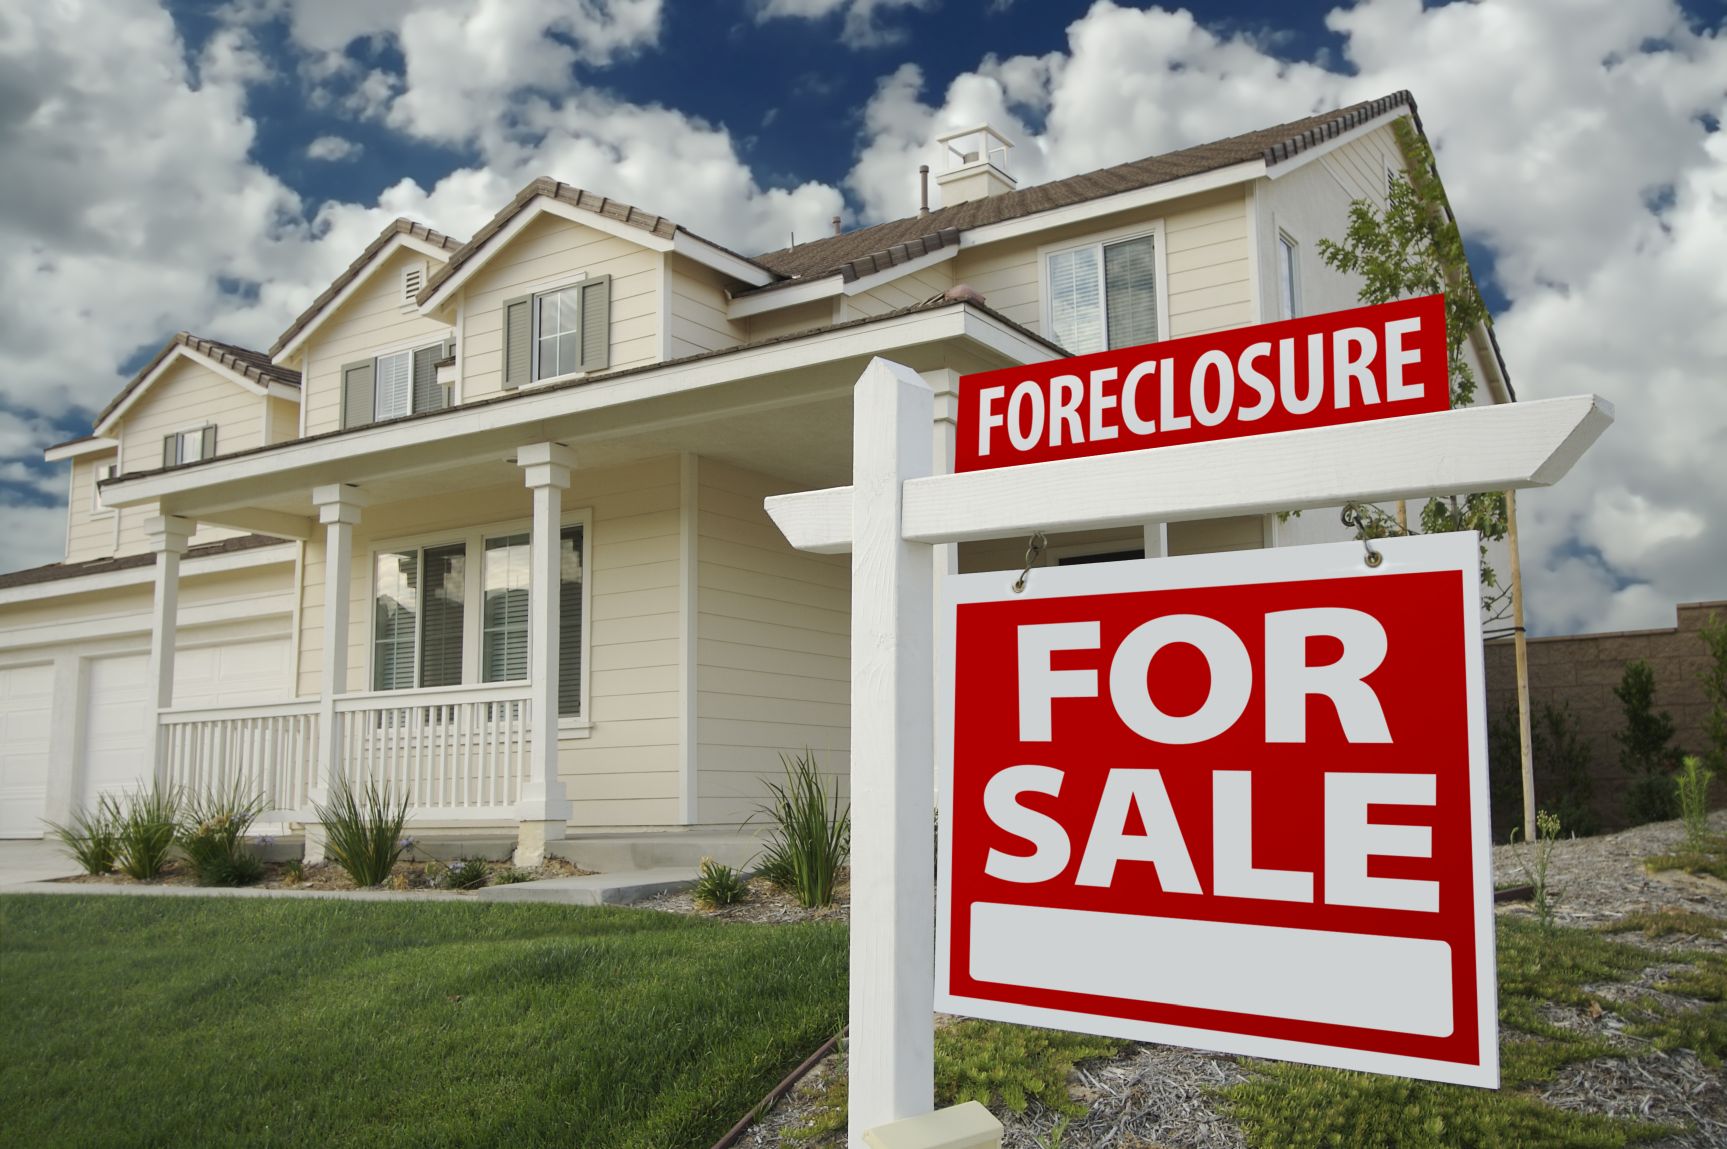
[274,233,453,362]
[288,539,306,700]
[658,252,673,362]
[1264,107,1414,181]
[1275,225,1303,321]
[677,452,698,824]
[1244,180,1265,325]
[299,339,312,438]
[89,460,118,519]
[1038,218,1170,355]
[454,292,467,406]
[104,304,1061,510]
[0,542,295,608]
[43,438,118,463]
[671,231,774,289]
[726,244,959,321]
[963,161,1266,250]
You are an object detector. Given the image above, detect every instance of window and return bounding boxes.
[1046,233,1158,356]
[91,462,116,514]
[501,276,610,388]
[341,340,449,430]
[161,426,215,468]
[1278,232,1300,320]
[370,520,588,718]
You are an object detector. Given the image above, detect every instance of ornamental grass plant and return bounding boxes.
[45,794,122,875]
[751,750,849,908]
[313,779,410,888]
[113,785,182,880]
[177,784,266,887]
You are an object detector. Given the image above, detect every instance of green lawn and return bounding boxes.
[0,895,847,1149]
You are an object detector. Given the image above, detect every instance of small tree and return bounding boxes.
[1700,610,1727,773]
[1489,700,1597,840]
[1317,122,1510,618]
[1615,659,1683,824]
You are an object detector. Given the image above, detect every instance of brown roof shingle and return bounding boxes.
[268,218,463,357]
[95,332,303,429]
[747,92,1418,285]
[0,534,291,593]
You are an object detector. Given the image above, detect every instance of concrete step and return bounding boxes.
[555,831,764,873]
[474,867,695,906]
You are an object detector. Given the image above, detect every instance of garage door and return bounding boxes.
[82,654,152,808]
[0,663,54,838]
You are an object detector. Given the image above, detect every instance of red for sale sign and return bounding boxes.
[957,294,1449,472]
[935,533,1498,1087]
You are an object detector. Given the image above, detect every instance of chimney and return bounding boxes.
[933,125,1016,207]
[831,215,842,236]
[918,165,930,216]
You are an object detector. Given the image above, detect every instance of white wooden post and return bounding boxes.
[308,484,366,862]
[143,514,194,784]
[849,358,937,1145]
[516,443,576,865]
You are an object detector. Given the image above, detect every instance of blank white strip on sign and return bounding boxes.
[969,903,1454,1037]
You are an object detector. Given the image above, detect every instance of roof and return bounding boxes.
[415,177,772,306]
[94,332,303,428]
[0,534,289,592]
[749,92,1419,284]
[268,218,463,357]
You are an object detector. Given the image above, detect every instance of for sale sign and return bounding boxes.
[935,533,1498,1087]
[957,294,1449,472]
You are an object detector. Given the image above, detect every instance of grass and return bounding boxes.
[0,895,846,1149]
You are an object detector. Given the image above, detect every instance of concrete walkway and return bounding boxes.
[0,840,80,888]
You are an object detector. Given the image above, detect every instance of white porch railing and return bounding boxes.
[158,700,321,817]
[333,683,533,816]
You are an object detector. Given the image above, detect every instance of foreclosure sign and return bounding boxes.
[957,294,1449,471]
[935,534,1498,1087]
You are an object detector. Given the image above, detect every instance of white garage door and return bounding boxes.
[0,663,55,838]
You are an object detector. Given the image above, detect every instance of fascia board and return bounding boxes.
[102,304,1040,510]
[959,160,1267,250]
[672,232,775,287]
[1263,107,1414,180]
[43,438,118,463]
[265,382,302,403]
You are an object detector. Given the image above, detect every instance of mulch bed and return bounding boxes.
[637,871,851,924]
[55,854,592,893]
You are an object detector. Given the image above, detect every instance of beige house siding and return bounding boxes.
[458,215,661,404]
[667,256,746,358]
[841,260,957,320]
[65,453,118,563]
[696,458,850,825]
[296,456,684,828]
[119,356,264,471]
[301,246,455,437]
[745,299,833,343]
[265,395,300,444]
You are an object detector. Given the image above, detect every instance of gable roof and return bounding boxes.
[268,218,462,358]
[747,91,1419,286]
[93,332,301,433]
[414,178,775,310]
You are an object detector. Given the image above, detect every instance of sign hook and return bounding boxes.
[1011,531,1048,593]
[1341,503,1385,568]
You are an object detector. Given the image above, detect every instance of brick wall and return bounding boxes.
[1484,599,1725,829]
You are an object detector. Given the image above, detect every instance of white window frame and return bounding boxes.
[166,425,214,467]
[363,507,594,734]
[1277,229,1301,320]
[90,460,117,517]
[518,269,591,389]
[1038,218,1170,356]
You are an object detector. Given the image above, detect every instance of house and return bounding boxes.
[0,91,1513,863]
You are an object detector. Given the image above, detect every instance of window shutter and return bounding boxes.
[411,344,443,413]
[162,435,176,469]
[502,295,532,388]
[341,360,376,430]
[577,276,610,372]
[200,425,217,460]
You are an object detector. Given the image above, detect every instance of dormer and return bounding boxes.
[935,125,1017,206]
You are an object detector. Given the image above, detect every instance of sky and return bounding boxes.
[0,0,1724,637]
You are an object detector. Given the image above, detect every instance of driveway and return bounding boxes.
[0,840,79,887]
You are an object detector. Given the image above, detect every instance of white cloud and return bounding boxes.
[305,134,362,161]
[0,501,69,573]
[753,0,933,47]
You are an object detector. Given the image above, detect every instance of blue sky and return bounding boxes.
[2,0,1725,635]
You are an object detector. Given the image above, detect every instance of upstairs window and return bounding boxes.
[1046,233,1159,355]
[162,426,215,468]
[91,462,116,515]
[342,340,450,429]
[1278,232,1300,320]
[502,276,610,388]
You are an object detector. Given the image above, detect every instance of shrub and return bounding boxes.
[1676,755,1716,853]
[45,794,122,875]
[113,785,182,880]
[177,784,266,887]
[751,750,849,908]
[1488,701,1599,841]
[692,857,746,908]
[493,867,536,885]
[313,779,410,888]
[1615,660,1683,824]
[438,857,491,891]
[1702,610,1727,772]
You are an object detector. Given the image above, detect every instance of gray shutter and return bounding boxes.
[200,425,217,459]
[502,295,532,389]
[341,360,376,430]
[411,344,443,413]
[578,276,610,372]
[162,435,176,469]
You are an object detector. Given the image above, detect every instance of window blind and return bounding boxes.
[1048,246,1104,355]
[418,543,465,689]
[372,550,419,691]
[1104,235,1158,350]
[559,524,585,717]
[482,533,531,683]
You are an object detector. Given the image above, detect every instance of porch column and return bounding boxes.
[516,443,576,865]
[142,515,194,785]
[307,484,367,863]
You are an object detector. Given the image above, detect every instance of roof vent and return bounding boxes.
[402,260,426,309]
[934,125,1016,207]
